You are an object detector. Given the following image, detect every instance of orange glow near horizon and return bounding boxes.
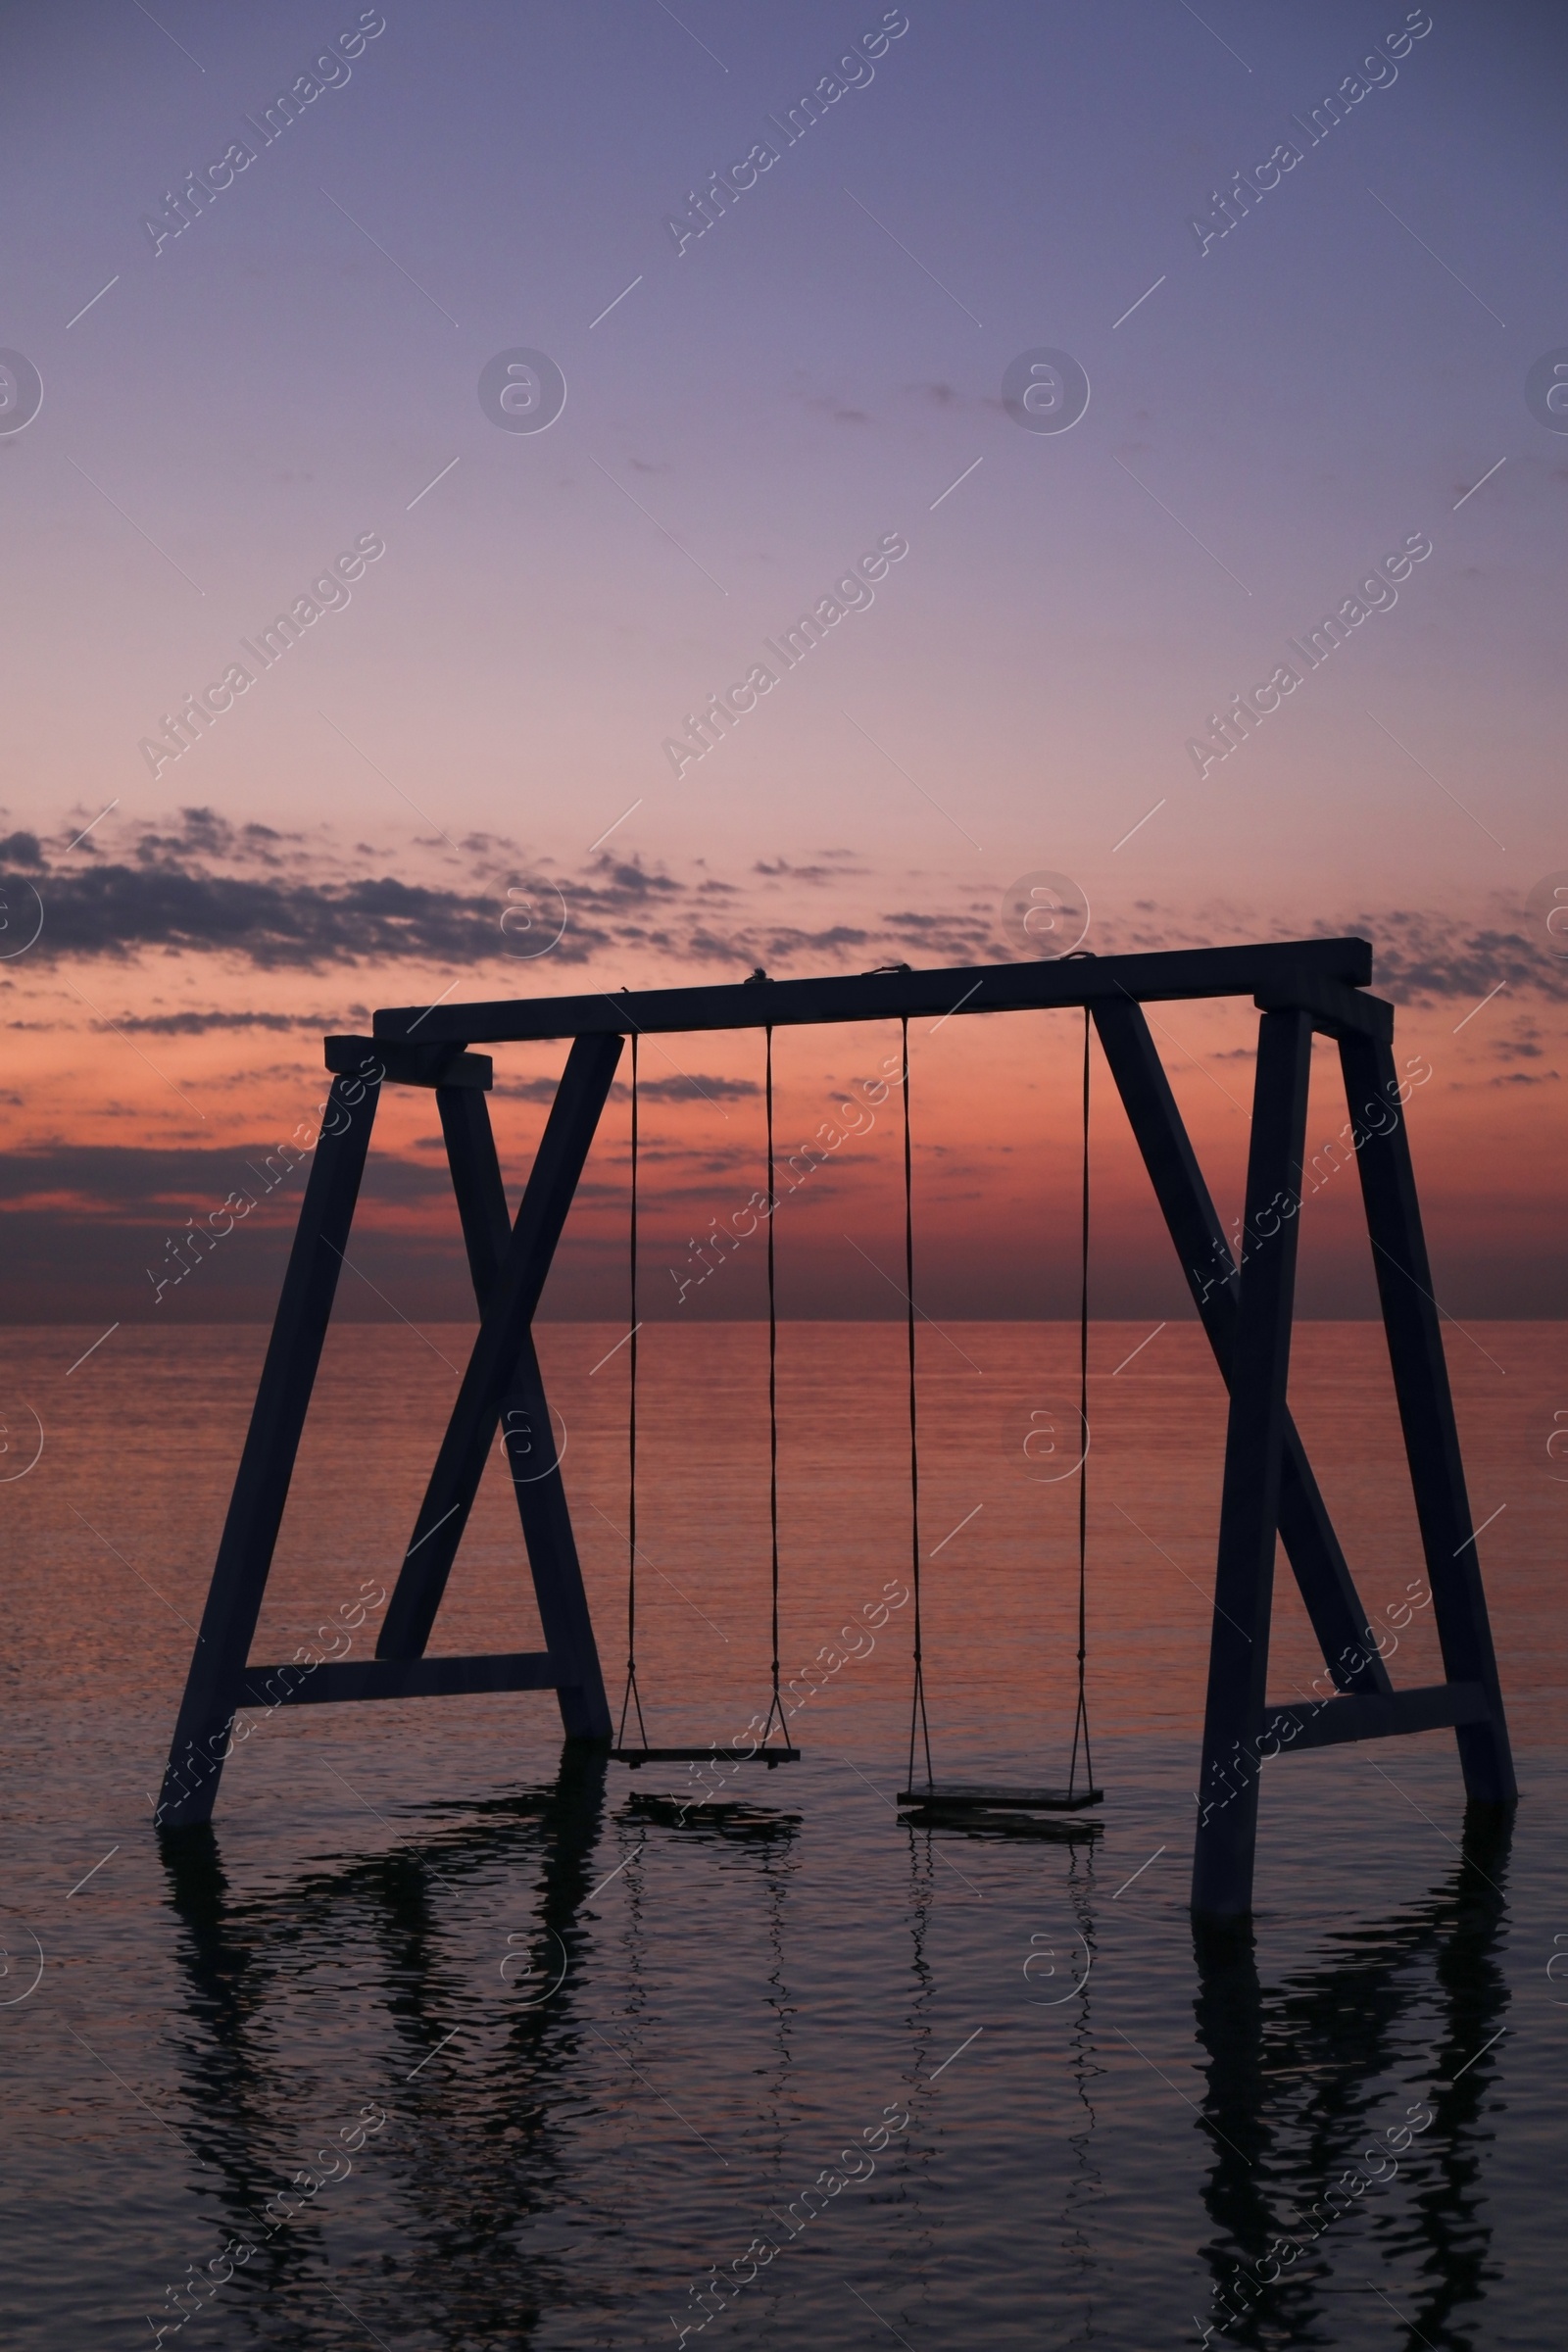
[4,917,1560,1325]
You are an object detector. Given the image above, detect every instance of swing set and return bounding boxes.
[158,939,1514,1921]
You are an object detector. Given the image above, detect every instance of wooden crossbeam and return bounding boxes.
[1262,1683,1489,1752]
[243,1652,561,1705]
[373,938,1375,1046]
[325,1036,493,1089]
[1253,973,1392,1041]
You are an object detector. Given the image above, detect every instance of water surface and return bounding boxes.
[2,1321,1562,2348]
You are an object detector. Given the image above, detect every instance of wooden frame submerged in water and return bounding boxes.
[157,939,1515,1920]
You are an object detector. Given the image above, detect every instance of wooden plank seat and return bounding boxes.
[611,1745,800,1766]
[899,1800,1103,1838]
[897,1783,1102,1811]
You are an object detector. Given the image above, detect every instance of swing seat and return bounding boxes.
[899,1798,1103,1839]
[611,1743,801,1767]
[897,1782,1102,1811]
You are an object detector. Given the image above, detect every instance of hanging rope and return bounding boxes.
[903,1015,935,1790]
[1066,1005,1096,1798]
[616,1031,650,1751]
[760,1025,789,1752]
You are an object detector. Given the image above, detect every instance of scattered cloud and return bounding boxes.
[3,810,1563,1018]
[103,1009,347,1036]
[0,1141,452,1217]
[624,1074,760,1102]
[1346,910,1568,1004]
[803,389,874,424]
[755,856,870,887]
[19,860,567,971]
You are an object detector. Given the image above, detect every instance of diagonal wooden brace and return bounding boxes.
[435,1085,612,1740]
[1092,999,1393,1698]
[377,1033,623,1665]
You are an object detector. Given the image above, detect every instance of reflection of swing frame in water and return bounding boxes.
[158,939,1514,1920]
[1190,1802,1514,2345]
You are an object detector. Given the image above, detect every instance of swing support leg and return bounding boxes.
[1192,1009,1313,1919]
[1339,1032,1515,1804]
[157,1068,381,1829]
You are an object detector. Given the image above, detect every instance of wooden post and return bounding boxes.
[1192,1009,1314,1918]
[157,1064,382,1829]
[1339,1032,1516,1803]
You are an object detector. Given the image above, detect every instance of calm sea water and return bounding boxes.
[2,1319,1564,2350]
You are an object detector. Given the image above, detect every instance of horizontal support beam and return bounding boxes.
[1263,1682,1489,1753]
[1254,972,1394,1043]
[326,1035,493,1090]
[242,1650,560,1706]
[372,939,1377,1046]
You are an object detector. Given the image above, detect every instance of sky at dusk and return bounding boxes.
[2,0,1565,1325]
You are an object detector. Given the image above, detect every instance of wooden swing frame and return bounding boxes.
[157,937,1514,1920]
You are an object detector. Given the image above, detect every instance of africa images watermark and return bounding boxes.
[1195,1573,1435,1831]
[1189,1050,1434,1307]
[669,1045,906,1302]
[662,9,910,257]
[662,531,908,779]
[146,2095,390,2341]
[1185,529,1433,781]
[138,532,386,777]
[1187,9,1433,259]
[156,1578,388,1830]
[145,1054,384,1304]
[671,2094,912,2341]
[139,9,387,256]
[674,1581,911,1817]
[1195,2094,1437,2344]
